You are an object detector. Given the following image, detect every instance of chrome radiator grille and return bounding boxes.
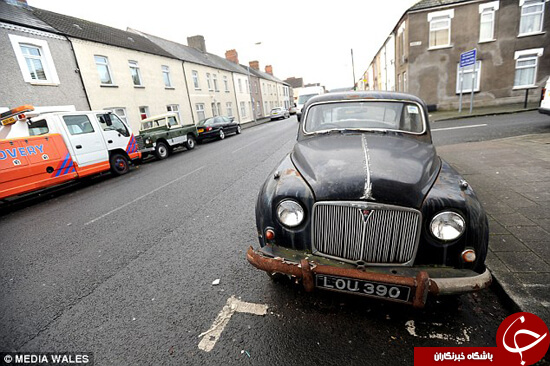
[135,135,145,150]
[312,202,421,265]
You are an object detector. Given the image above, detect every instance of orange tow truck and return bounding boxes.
[0,105,140,200]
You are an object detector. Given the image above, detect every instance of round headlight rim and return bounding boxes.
[276,199,305,228]
[429,210,466,242]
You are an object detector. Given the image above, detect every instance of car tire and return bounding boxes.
[155,141,169,160]
[110,153,129,176]
[219,129,225,140]
[185,134,196,150]
[236,125,241,134]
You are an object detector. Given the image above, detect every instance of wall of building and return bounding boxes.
[407,0,549,110]
[0,23,89,111]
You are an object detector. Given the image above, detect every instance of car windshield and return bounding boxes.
[271,108,282,113]
[298,94,317,104]
[141,118,166,130]
[303,101,425,134]
[197,118,215,126]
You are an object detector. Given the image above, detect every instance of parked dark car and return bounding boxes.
[247,91,491,308]
[196,116,241,142]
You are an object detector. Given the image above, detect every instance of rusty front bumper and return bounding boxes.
[246,246,492,309]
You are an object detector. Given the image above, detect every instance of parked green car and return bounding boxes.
[136,113,198,160]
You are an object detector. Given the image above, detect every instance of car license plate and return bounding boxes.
[198,128,204,133]
[315,274,411,302]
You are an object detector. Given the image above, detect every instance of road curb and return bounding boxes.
[431,107,538,122]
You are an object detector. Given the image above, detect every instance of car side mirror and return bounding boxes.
[230,117,235,122]
[104,114,113,126]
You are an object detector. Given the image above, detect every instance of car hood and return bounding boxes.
[291,133,440,208]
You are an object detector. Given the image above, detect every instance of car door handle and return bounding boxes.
[76,145,82,149]
[108,140,113,143]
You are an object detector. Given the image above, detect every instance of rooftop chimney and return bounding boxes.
[187,35,206,53]
[265,65,273,75]
[249,61,259,71]
[225,49,239,64]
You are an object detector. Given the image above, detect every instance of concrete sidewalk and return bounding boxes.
[430,103,539,122]
[438,133,550,324]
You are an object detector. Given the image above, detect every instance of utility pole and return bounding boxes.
[351,48,356,90]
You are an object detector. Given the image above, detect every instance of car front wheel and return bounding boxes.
[155,141,169,159]
[110,153,129,176]
[236,125,241,134]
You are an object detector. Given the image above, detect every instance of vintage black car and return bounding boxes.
[247,91,491,308]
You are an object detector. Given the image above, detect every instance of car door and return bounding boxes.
[96,113,132,152]
[220,116,235,133]
[61,114,108,167]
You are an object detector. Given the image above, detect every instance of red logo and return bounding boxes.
[496,312,549,366]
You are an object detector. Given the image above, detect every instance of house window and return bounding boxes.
[139,106,149,120]
[167,104,181,122]
[107,107,128,124]
[403,71,408,92]
[256,101,261,117]
[264,101,268,114]
[192,70,200,89]
[240,102,246,117]
[456,61,482,93]
[217,102,222,115]
[213,74,219,92]
[513,49,543,88]
[226,102,233,117]
[206,73,212,91]
[479,2,499,42]
[162,66,172,87]
[519,0,545,36]
[9,35,59,85]
[223,76,229,92]
[196,103,205,121]
[238,79,243,93]
[428,10,454,49]
[129,61,143,86]
[211,102,217,116]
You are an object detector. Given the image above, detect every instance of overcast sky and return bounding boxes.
[27,0,418,90]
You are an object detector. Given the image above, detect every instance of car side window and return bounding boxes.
[63,115,95,135]
[28,119,49,136]
[167,116,178,128]
[97,113,130,137]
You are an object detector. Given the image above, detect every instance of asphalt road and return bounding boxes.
[1,112,546,365]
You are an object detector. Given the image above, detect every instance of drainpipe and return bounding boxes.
[67,38,92,110]
[181,61,196,124]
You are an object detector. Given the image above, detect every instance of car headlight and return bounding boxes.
[276,200,304,228]
[145,138,151,145]
[430,211,465,241]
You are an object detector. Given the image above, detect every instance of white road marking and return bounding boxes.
[84,166,205,226]
[405,320,472,345]
[431,124,487,132]
[232,137,269,154]
[198,296,268,352]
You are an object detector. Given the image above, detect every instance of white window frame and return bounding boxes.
[206,73,213,91]
[223,76,229,92]
[238,79,243,93]
[519,0,546,36]
[456,61,482,93]
[129,60,143,87]
[192,70,200,89]
[240,101,246,117]
[167,104,181,122]
[479,2,499,42]
[428,9,454,49]
[94,55,114,86]
[213,73,219,92]
[9,34,60,85]
[226,102,233,117]
[106,107,128,124]
[513,48,543,89]
[139,106,150,120]
[196,103,205,121]
[162,65,172,88]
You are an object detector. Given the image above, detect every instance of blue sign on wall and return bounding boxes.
[460,49,477,68]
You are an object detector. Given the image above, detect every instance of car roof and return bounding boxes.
[141,112,178,123]
[305,91,427,108]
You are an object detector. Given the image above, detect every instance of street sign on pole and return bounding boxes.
[458,49,477,114]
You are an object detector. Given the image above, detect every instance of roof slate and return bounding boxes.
[409,0,474,11]
[0,1,58,33]
[29,7,176,59]
[132,30,248,75]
